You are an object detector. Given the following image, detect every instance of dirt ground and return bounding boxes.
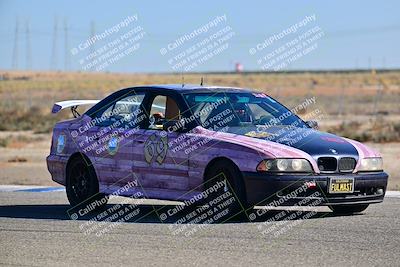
[0,132,55,186]
[0,131,398,190]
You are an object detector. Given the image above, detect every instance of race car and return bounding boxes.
[47,84,388,217]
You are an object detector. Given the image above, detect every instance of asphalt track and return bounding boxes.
[0,187,399,266]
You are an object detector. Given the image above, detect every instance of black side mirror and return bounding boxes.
[306,120,319,129]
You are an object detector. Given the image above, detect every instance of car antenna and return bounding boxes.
[200,77,203,86]
[181,72,185,88]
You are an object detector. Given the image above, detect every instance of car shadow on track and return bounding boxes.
[0,203,362,224]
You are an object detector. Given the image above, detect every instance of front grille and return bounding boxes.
[317,157,337,172]
[338,157,356,172]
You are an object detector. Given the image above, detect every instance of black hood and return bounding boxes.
[227,126,359,158]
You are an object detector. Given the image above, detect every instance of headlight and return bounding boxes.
[257,159,313,173]
[358,157,383,172]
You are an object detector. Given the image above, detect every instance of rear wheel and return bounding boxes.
[66,156,108,209]
[329,204,369,214]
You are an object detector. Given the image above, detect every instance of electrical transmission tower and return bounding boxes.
[25,18,32,70]
[51,17,58,70]
[64,18,70,71]
[12,18,19,69]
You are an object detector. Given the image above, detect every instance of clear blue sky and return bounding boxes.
[0,0,399,73]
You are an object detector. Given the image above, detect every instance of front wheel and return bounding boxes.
[329,204,369,214]
[204,160,252,220]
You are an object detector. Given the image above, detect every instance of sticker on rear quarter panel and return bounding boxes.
[56,134,66,154]
[107,136,119,155]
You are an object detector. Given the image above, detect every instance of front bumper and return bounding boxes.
[242,171,388,206]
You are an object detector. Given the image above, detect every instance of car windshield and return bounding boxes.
[184,92,308,130]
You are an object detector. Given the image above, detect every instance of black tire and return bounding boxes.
[204,160,252,220]
[329,204,369,214]
[66,156,108,210]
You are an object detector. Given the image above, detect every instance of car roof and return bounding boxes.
[127,84,254,94]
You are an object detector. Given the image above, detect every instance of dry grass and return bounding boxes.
[1,70,400,135]
[325,118,400,142]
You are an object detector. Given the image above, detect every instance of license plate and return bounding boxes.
[328,177,354,193]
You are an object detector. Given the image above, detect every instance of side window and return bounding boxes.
[94,93,146,128]
[148,95,181,130]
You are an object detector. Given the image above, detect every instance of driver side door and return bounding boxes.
[131,94,190,199]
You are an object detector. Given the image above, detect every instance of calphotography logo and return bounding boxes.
[70,14,146,72]
[249,14,325,72]
[159,14,235,72]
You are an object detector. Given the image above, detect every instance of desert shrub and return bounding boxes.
[0,105,68,133]
[325,120,400,143]
[0,138,9,147]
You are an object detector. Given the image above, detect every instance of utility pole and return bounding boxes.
[25,18,32,70]
[89,20,96,71]
[51,17,58,70]
[12,17,19,69]
[368,57,372,71]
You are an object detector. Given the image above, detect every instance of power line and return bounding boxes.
[25,18,32,70]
